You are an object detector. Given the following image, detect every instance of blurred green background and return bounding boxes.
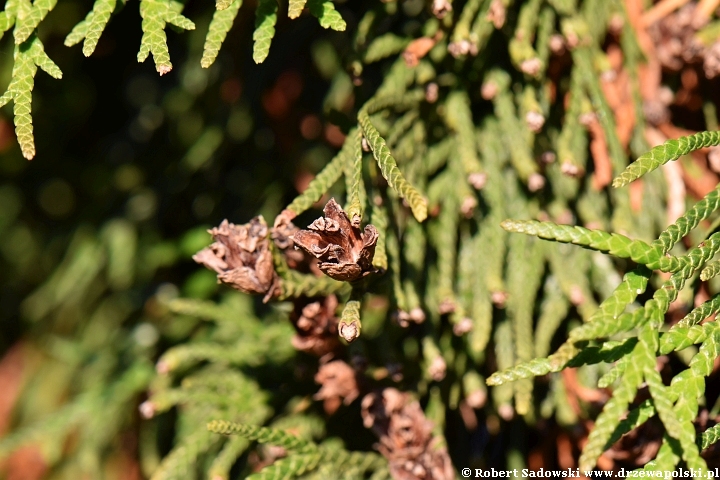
[0,2,363,476]
[8,0,720,477]
[0,0,354,346]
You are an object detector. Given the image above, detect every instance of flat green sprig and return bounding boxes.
[0,0,351,158]
[0,36,62,159]
[614,131,720,188]
[64,0,117,56]
[137,0,195,75]
[494,133,720,470]
[207,421,387,479]
[358,91,428,222]
[202,0,243,68]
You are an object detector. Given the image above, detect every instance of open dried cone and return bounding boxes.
[292,198,379,282]
[290,295,341,357]
[272,209,314,272]
[193,216,280,302]
[362,388,454,480]
[314,360,360,415]
[647,2,720,78]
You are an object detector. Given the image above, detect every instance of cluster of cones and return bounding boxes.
[193,199,452,478]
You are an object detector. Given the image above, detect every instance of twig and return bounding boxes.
[694,0,720,27]
[630,180,644,212]
[599,49,635,149]
[626,0,662,100]
[587,117,613,190]
[642,0,693,26]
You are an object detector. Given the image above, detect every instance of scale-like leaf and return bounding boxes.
[247,454,321,479]
[0,0,18,38]
[358,92,428,222]
[201,0,242,68]
[307,0,346,31]
[655,185,720,253]
[288,0,306,18]
[0,36,62,159]
[343,128,364,222]
[501,220,667,269]
[252,0,277,64]
[150,429,218,480]
[702,423,720,450]
[208,421,318,453]
[137,0,195,74]
[363,33,410,63]
[64,0,117,56]
[578,341,645,470]
[486,341,579,385]
[614,131,720,188]
[14,0,57,45]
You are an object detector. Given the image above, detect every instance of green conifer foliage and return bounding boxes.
[6,0,720,477]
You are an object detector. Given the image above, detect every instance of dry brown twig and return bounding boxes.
[584,115,613,190]
[626,0,662,103]
[600,45,636,148]
[642,0,693,27]
[693,0,720,27]
[404,33,442,67]
[556,433,576,470]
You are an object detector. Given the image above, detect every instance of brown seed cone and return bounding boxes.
[314,360,360,415]
[272,209,297,251]
[290,295,341,357]
[272,210,316,272]
[649,3,705,72]
[193,217,280,301]
[292,198,379,282]
[361,388,455,480]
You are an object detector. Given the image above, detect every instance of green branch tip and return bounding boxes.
[358,102,428,222]
[253,0,278,64]
[288,0,307,18]
[500,219,669,269]
[207,420,317,453]
[339,299,361,342]
[137,0,195,74]
[64,0,117,57]
[613,131,720,188]
[202,0,242,68]
[308,0,346,31]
